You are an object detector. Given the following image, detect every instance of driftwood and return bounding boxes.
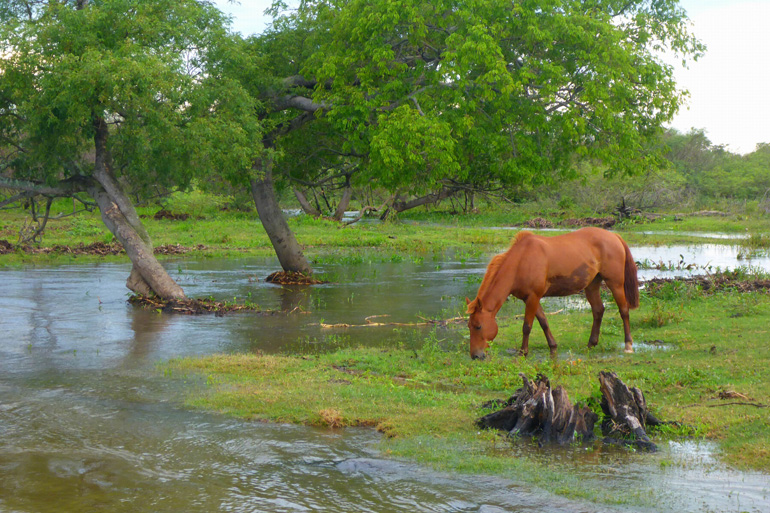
[479,372,666,451]
[476,373,598,445]
[318,315,466,329]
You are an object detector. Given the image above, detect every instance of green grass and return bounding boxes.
[166,277,770,502]
[2,192,769,268]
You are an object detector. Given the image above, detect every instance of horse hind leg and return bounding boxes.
[606,279,634,353]
[585,277,605,349]
[535,304,558,356]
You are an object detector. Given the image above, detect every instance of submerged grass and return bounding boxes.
[167,276,770,505]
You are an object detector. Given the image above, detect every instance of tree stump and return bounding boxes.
[476,373,598,444]
[478,372,667,452]
[598,371,658,451]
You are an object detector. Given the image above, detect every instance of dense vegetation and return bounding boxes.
[1,0,708,291]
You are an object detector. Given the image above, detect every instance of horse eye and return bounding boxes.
[475,325,482,330]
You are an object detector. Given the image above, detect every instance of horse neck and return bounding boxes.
[478,250,517,313]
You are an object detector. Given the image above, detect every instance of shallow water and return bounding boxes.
[1,247,769,512]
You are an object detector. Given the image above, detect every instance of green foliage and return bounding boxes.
[248,0,703,202]
[0,0,259,193]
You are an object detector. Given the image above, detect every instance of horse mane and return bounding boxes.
[467,231,533,314]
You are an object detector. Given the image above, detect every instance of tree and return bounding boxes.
[0,0,258,298]
[227,0,702,272]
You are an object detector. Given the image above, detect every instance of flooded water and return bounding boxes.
[1,242,769,512]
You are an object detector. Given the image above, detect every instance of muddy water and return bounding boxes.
[1,246,769,512]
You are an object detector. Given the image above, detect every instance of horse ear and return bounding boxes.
[465,297,471,306]
[477,297,483,310]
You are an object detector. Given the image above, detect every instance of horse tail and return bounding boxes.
[618,235,639,309]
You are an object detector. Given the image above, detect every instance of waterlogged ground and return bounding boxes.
[1,242,770,512]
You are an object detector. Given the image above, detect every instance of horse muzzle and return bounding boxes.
[470,350,487,360]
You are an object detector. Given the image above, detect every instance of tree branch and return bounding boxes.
[0,176,91,196]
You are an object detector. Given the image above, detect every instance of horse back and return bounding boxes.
[514,228,630,297]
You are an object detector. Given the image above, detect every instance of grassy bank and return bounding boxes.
[166,273,770,505]
[1,192,769,268]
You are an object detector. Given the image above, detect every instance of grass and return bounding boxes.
[2,193,769,268]
[165,275,770,507]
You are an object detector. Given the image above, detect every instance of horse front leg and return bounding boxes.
[520,297,541,357]
[535,304,558,356]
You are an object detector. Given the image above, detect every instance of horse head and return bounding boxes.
[466,297,498,360]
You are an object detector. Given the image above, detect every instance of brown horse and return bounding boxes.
[466,227,639,359]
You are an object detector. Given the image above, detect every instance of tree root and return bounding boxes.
[128,295,265,316]
[265,271,325,285]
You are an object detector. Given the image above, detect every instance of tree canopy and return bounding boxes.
[253,0,703,201]
[0,0,260,297]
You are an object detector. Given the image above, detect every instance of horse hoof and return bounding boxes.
[624,346,634,354]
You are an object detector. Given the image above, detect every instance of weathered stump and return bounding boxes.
[598,371,657,451]
[477,373,598,444]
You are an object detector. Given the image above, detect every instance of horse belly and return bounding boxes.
[544,265,596,297]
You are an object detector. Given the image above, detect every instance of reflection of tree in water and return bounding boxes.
[128,308,170,361]
[29,282,58,349]
[276,285,314,312]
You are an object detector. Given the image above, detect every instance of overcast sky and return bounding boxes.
[214,0,770,154]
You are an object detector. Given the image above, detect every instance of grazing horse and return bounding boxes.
[466,227,639,359]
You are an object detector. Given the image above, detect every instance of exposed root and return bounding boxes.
[265,271,325,285]
[128,295,263,316]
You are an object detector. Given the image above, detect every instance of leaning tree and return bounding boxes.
[226,0,702,275]
[0,0,259,298]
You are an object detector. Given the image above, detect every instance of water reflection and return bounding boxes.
[0,247,768,512]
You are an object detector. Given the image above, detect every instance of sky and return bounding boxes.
[214,0,770,155]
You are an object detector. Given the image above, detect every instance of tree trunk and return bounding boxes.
[332,180,353,221]
[390,186,457,214]
[293,187,321,216]
[250,161,312,274]
[90,117,185,300]
[598,371,657,451]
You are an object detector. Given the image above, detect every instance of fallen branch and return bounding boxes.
[317,314,466,329]
[706,402,769,408]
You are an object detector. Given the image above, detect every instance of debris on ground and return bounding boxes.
[265,271,325,285]
[153,209,191,221]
